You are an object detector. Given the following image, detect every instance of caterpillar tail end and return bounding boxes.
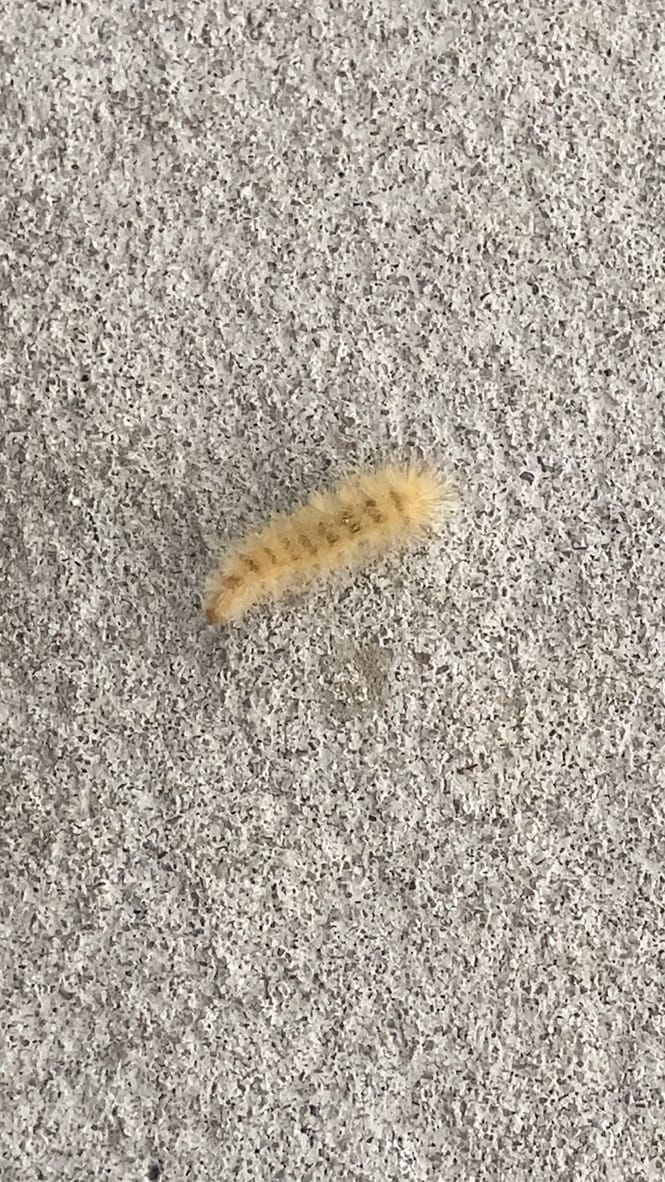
[205,587,231,626]
[205,602,223,625]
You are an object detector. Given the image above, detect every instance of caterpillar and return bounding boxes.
[205,462,454,625]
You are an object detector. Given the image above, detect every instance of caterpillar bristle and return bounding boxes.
[205,462,454,625]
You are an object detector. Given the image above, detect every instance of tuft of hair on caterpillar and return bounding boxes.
[205,462,455,625]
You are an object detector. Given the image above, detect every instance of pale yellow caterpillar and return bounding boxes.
[205,462,454,625]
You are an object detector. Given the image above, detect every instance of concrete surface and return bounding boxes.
[1,2,664,1179]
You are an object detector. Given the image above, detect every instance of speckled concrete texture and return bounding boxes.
[1,2,664,1180]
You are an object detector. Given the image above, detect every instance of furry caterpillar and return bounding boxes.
[205,462,452,625]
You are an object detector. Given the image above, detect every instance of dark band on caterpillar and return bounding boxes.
[223,573,242,590]
[263,546,277,565]
[320,522,340,545]
[388,487,403,512]
[364,497,383,523]
[241,554,260,573]
[297,531,316,555]
[339,511,362,535]
[282,535,300,560]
